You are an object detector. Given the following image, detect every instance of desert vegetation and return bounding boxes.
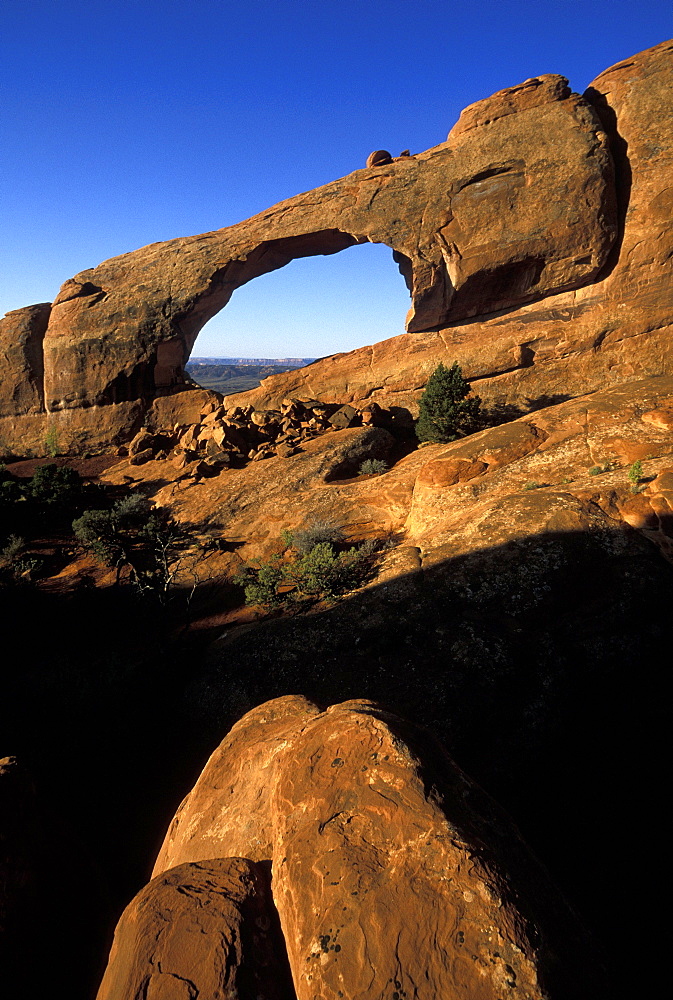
[415,362,482,443]
[237,523,379,609]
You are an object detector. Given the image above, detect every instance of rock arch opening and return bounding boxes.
[187,239,413,371]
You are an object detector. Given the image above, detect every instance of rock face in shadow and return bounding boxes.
[0,756,108,1000]
[94,698,609,1000]
[0,304,50,417]
[96,858,296,1000]
[25,41,673,454]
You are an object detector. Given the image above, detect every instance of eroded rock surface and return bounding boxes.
[96,858,295,1000]
[153,695,320,874]
[230,40,673,420]
[101,700,605,999]
[0,304,49,418]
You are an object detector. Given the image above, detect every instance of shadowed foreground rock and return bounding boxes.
[101,698,607,1000]
[96,858,295,1000]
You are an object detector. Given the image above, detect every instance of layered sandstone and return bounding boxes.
[101,699,605,1000]
[24,41,673,453]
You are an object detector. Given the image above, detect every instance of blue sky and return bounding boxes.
[1,1,671,358]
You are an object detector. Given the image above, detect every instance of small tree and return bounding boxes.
[73,495,183,599]
[27,464,81,504]
[415,362,481,443]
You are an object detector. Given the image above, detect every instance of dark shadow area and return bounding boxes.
[0,516,670,997]
[524,392,573,411]
[583,85,633,282]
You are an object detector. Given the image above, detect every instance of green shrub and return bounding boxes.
[27,464,81,504]
[628,460,643,484]
[287,542,367,598]
[73,495,183,598]
[588,461,612,477]
[523,482,543,491]
[44,425,59,458]
[237,555,287,608]
[415,362,481,444]
[0,474,24,503]
[359,458,388,475]
[286,519,345,555]
[0,534,41,585]
[239,534,375,609]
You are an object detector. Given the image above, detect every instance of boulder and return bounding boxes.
[153,695,320,874]
[146,699,606,1000]
[96,858,295,1000]
[328,404,360,429]
[128,447,154,466]
[365,149,394,167]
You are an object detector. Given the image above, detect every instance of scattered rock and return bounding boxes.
[128,447,154,466]
[328,403,359,429]
[365,149,393,167]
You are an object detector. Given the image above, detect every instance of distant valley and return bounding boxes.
[186,357,316,394]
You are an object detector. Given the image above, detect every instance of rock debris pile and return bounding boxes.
[125,396,395,478]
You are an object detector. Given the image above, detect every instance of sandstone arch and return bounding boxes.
[1,60,636,453]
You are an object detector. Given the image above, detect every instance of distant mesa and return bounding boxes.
[1,39,672,455]
[188,356,316,366]
[185,359,317,394]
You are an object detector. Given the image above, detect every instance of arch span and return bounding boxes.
[2,65,626,452]
[40,79,615,421]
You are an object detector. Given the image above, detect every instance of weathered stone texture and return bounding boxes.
[270,702,548,1000]
[230,40,672,420]
[153,695,320,874]
[18,42,673,452]
[131,700,607,999]
[0,303,49,417]
[96,858,295,1000]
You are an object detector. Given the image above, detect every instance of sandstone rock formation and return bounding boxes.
[99,372,673,581]
[230,42,672,418]
[99,698,605,1000]
[10,43,673,454]
[96,858,295,1000]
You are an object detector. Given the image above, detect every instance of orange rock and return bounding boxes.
[417,456,488,486]
[6,40,643,453]
[0,304,50,417]
[642,407,673,431]
[617,493,659,528]
[152,695,320,874]
[96,858,295,1000]
[146,700,606,1000]
[448,74,571,138]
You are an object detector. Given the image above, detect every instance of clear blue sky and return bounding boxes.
[1,1,670,359]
